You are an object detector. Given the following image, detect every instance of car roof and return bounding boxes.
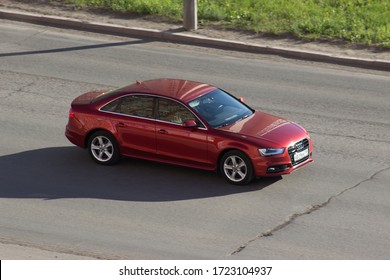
[114,78,216,103]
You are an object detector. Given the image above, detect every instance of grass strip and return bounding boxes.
[67,0,390,47]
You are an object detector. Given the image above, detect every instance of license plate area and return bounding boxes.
[294,148,309,162]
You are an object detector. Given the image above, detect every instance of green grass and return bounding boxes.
[66,0,390,47]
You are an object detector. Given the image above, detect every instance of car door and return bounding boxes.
[155,97,211,168]
[104,94,157,159]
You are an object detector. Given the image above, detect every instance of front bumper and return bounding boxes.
[253,137,313,177]
[253,154,313,177]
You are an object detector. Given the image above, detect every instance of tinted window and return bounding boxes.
[101,95,154,118]
[157,98,197,125]
[100,98,121,112]
[187,88,253,128]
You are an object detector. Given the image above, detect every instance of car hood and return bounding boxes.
[219,111,308,147]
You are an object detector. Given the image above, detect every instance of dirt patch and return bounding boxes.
[1,0,389,61]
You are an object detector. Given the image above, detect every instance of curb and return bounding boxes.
[1,9,389,71]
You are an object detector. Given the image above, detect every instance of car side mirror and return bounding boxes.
[182,119,198,128]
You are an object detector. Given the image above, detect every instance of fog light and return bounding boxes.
[267,165,289,173]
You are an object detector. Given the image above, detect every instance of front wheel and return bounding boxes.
[87,131,120,165]
[220,150,254,185]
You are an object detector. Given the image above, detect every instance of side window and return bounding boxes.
[100,98,121,112]
[157,98,197,125]
[101,95,154,118]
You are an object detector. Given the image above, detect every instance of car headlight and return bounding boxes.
[259,148,285,156]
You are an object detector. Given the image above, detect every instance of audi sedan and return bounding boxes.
[65,78,313,185]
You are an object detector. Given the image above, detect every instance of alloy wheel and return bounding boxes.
[223,155,248,183]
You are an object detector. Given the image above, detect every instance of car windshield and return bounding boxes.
[187,88,253,128]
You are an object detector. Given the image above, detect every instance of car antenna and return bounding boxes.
[136,80,142,85]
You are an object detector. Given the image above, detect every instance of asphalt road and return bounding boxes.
[0,20,389,259]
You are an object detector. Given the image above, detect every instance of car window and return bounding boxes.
[187,88,253,128]
[157,98,198,125]
[101,95,154,118]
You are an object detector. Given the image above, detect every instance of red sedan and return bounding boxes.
[65,78,313,185]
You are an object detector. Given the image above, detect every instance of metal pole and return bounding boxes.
[183,0,197,30]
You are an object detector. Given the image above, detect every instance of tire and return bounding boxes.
[220,150,254,185]
[87,131,120,165]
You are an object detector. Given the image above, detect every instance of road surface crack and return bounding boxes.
[229,166,390,256]
[2,82,35,99]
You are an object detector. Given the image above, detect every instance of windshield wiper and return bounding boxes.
[215,112,252,129]
[216,114,250,128]
[239,114,250,121]
[216,123,231,128]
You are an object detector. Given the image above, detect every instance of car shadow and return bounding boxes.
[0,147,281,202]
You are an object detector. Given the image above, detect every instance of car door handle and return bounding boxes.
[118,122,125,127]
[158,129,168,134]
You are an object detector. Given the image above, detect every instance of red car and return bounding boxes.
[65,78,313,185]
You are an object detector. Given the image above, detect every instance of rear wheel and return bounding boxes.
[87,131,120,165]
[220,150,254,185]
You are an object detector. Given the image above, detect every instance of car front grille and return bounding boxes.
[288,138,310,166]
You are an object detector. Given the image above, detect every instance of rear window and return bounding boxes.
[93,85,132,103]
